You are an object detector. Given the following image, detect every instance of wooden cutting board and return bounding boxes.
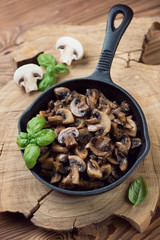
[0,17,160,236]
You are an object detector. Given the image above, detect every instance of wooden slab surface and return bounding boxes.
[0,17,160,238]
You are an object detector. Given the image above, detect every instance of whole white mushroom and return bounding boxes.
[13,64,43,93]
[55,36,84,65]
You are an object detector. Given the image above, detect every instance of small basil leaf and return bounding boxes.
[46,64,55,73]
[128,177,148,207]
[38,72,56,91]
[55,64,68,74]
[27,116,46,134]
[37,53,56,68]
[30,139,37,144]
[35,129,56,146]
[24,144,40,169]
[19,132,28,139]
[17,133,29,150]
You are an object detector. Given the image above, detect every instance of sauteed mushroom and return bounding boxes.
[36,87,141,191]
[58,127,79,148]
[70,94,90,117]
[68,155,86,184]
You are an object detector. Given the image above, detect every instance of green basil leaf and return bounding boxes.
[35,129,56,146]
[46,64,55,73]
[37,53,56,68]
[38,72,56,91]
[24,144,40,169]
[27,116,46,134]
[17,133,29,150]
[128,177,148,207]
[55,64,68,74]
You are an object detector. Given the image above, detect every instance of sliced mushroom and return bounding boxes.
[120,101,130,115]
[68,155,86,184]
[53,126,65,138]
[111,121,123,140]
[131,137,142,150]
[86,89,99,108]
[87,159,102,179]
[50,172,62,184]
[13,64,43,93]
[53,153,68,173]
[101,163,112,179]
[87,109,111,136]
[56,36,84,65]
[54,87,72,103]
[115,135,131,157]
[78,128,93,145]
[74,145,88,159]
[52,143,68,153]
[89,136,111,157]
[40,157,53,170]
[48,108,74,125]
[58,127,79,148]
[123,116,137,137]
[119,157,128,171]
[61,172,73,185]
[70,94,90,117]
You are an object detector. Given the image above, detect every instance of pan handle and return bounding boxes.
[89,4,133,82]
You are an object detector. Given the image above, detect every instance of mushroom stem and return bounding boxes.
[71,165,80,184]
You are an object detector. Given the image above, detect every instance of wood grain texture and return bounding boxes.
[1,0,160,239]
[1,17,160,239]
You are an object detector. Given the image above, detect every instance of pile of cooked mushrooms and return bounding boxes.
[37,87,142,190]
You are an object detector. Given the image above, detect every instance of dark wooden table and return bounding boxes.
[0,0,160,239]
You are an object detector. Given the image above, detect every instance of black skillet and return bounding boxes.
[18,4,150,196]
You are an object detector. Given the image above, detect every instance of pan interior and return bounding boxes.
[18,78,149,195]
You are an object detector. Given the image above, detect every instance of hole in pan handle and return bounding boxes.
[89,4,133,81]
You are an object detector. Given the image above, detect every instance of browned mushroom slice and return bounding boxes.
[115,135,131,156]
[54,87,72,103]
[53,100,63,112]
[58,127,79,148]
[40,157,53,170]
[39,110,50,119]
[74,145,88,159]
[52,142,68,153]
[87,159,102,179]
[68,155,86,184]
[87,109,111,136]
[106,156,119,165]
[112,107,126,122]
[123,116,137,137]
[78,128,93,145]
[112,165,122,179]
[89,136,111,157]
[70,94,90,117]
[48,108,74,125]
[120,101,130,115]
[74,117,86,129]
[86,89,99,108]
[131,137,142,150]
[119,157,128,171]
[111,121,123,140]
[101,163,112,179]
[38,151,50,163]
[61,172,73,185]
[53,126,65,138]
[50,172,62,184]
[53,154,68,173]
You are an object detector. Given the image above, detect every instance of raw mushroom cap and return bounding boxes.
[13,64,43,93]
[55,36,84,65]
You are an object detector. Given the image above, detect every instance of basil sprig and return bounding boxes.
[17,116,56,169]
[128,177,148,207]
[37,54,68,91]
